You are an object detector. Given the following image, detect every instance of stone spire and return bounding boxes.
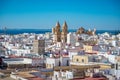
[56,21,60,28]
[54,21,61,42]
[55,21,61,33]
[62,21,68,33]
[61,21,68,43]
[62,21,67,28]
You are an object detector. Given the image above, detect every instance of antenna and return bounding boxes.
[3,27,7,35]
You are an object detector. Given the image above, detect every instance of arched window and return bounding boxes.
[76,59,79,62]
[82,59,84,63]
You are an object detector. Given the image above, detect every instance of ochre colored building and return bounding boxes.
[72,55,88,64]
[53,21,68,43]
[84,45,93,53]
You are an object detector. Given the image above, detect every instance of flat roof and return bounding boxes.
[4,61,31,65]
[14,72,35,78]
[54,65,100,70]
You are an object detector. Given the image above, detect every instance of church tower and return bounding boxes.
[61,21,68,43]
[33,36,45,56]
[54,21,61,42]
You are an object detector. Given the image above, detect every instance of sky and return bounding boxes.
[0,0,120,30]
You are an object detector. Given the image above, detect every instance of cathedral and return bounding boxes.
[76,27,96,35]
[52,21,68,43]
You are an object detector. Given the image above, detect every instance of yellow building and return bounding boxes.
[72,55,88,64]
[83,45,93,53]
[99,63,111,70]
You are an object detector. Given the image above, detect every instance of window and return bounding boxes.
[76,59,79,62]
[82,59,84,63]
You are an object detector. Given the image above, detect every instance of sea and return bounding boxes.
[0,29,119,35]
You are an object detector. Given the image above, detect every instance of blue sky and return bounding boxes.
[0,0,120,30]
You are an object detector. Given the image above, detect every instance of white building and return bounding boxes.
[10,49,30,56]
[67,33,76,46]
[46,57,69,69]
[3,58,32,66]
[68,47,81,60]
[52,70,73,80]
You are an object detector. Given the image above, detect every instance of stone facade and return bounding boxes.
[33,39,45,55]
[53,21,68,43]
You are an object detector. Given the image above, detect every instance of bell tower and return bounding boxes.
[61,21,68,43]
[55,21,61,42]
